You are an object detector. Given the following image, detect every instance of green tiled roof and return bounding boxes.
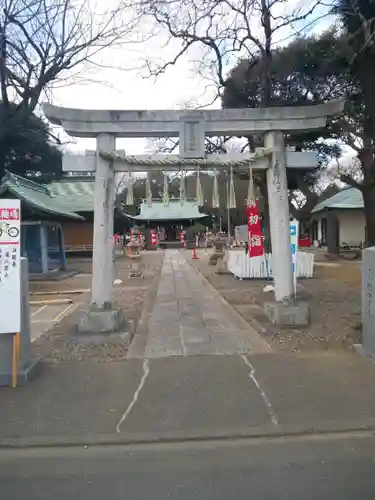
[128,199,208,221]
[0,172,83,220]
[48,178,95,213]
[312,187,363,213]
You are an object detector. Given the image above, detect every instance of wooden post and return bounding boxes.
[58,225,67,270]
[40,224,48,274]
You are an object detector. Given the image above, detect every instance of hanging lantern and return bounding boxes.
[126,175,134,206]
[146,174,152,207]
[228,165,236,209]
[247,163,256,206]
[196,165,203,206]
[212,173,220,208]
[163,172,169,206]
[180,168,186,206]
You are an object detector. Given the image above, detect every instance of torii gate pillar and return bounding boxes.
[92,133,116,308]
[77,133,126,335]
[265,131,294,302]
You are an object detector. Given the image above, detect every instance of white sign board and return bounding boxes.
[290,220,299,294]
[0,200,21,334]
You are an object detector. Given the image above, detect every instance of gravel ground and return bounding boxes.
[189,251,361,353]
[315,260,361,287]
[31,251,164,363]
[29,257,93,295]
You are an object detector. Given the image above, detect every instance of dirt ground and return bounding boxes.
[189,250,362,353]
[31,251,164,362]
[314,260,362,287]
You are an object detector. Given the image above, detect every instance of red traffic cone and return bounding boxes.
[192,248,199,260]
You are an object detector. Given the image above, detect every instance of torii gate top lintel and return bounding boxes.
[43,101,344,140]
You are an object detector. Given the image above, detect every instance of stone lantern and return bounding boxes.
[127,229,143,278]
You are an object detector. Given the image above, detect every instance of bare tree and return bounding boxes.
[328,152,364,184]
[137,0,330,102]
[0,0,141,146]
[146,136,179,153]
[135,0,331,247]
[116,172,132,196]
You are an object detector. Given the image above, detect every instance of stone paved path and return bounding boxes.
[132,250,270,358]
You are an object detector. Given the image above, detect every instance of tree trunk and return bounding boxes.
[0,146,6,179]
[358,65,375,142]
[359,145,375,247]
[326,212,340,254]
[362,187,375,247]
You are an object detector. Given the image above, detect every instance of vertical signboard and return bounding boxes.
[290,220,299,294]
[247,201,264,258]
[0,200,21,334]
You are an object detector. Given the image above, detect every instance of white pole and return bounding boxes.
[265,131,294,302]
[226,172,231,245]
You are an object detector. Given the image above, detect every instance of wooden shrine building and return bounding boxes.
[125,199,209,248]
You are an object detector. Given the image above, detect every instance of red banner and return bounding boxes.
[247,201,264,258]
[150,229,157,246]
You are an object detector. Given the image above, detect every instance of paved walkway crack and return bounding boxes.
[241,355,278,426]
[116,359,150,433]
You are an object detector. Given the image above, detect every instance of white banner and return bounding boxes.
[0,200,21,334]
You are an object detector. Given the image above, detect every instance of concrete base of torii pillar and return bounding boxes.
[77,305,127,339]
[263,300,310,326]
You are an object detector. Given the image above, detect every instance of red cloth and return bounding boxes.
[247,202,264,257]
[150,229,157,245]
[298,237,311,247]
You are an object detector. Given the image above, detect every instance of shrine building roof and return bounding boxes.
[0,172,84,220]
[311,187,363,213]
[127,199,208,221]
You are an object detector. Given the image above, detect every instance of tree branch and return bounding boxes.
[0,0,142,141]
[340,173,364,191]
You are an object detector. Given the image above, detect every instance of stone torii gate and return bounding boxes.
[44,102,343,332]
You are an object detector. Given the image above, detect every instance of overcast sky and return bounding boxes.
[50,1,340,157]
